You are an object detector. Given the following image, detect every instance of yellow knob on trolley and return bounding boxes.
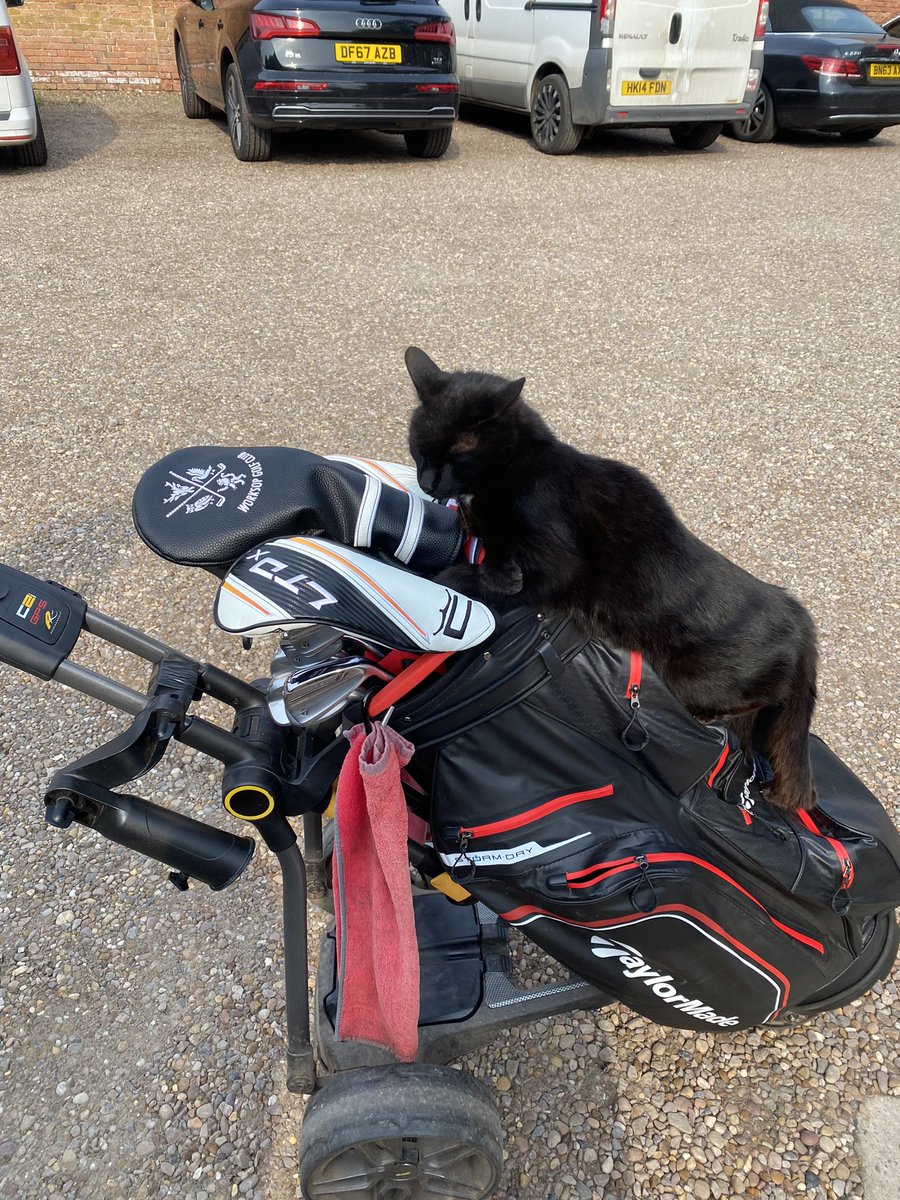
[223,785,276,821]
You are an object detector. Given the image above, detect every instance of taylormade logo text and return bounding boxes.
[590,936,740,1027]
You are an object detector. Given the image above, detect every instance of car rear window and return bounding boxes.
[769,0,888,33]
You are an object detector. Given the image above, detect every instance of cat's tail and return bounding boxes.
[762,634,818,812]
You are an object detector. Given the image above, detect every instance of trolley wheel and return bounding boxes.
[299,1064,504,1200]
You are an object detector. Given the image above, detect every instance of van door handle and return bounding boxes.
[464,0,470,16]
[669,12,682,42]
[476,0,482,18]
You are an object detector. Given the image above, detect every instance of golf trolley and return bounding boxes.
[0,446,612,1200]
[4,445,898,1200]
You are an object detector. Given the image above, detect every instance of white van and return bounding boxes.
[443,0,767,152]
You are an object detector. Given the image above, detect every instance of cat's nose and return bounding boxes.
[419,466,439,494]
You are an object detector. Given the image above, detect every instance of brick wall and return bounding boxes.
[9,0,900,93]
[12,1,180,91]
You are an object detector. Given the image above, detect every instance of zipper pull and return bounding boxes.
[631,854,657,913]
[621,686,650,751]
[451,828,476,883]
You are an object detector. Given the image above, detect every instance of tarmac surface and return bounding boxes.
[0,95,898,1200]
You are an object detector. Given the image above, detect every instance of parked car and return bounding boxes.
[440,0,767,155]
[0,0,47,166]
[728,0,900,142]
[173,0,459,162]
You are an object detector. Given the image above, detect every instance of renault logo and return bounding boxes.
[355,16,383,28]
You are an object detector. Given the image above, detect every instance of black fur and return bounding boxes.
[405,345,818,812]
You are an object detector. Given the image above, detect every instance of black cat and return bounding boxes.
[405,345,819,813]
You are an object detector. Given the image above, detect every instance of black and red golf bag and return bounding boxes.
[392,608,900,1029]
[132,445,900,1031]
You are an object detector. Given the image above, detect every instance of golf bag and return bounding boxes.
[133,444,900,1030]
[392,610,900,1028]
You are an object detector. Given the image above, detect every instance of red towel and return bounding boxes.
[332,721,419,1062]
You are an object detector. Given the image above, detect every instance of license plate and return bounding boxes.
[621,79,672,97]
[868,62,900,80]
[335,42,402,64]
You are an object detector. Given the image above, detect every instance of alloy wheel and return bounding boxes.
[305,1135,499,1200]
[177,46,190,109]
[532,82,562,148]
[226,73,243,152]
[743,88,768,138]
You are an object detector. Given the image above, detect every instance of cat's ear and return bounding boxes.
[495,376,526,415]
[405,346,447,402]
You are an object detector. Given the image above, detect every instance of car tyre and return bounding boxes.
[224,62,273,162]
[838,126,883,142]
[177,39,212,120]
[530,73,583,155]
[727,84,777,143]
[298,1065,504,1200]
[669,120,723,150]
[13,104,48,167]
[404,126,453,159]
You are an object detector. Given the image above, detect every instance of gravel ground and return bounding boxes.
[0,95,898,1200]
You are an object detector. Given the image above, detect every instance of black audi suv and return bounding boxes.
[174,0,458,161]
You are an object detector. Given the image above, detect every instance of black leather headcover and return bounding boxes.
[132,446,464,577]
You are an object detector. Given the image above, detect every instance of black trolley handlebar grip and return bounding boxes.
[46,778,255,891]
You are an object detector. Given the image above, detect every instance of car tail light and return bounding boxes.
[800,54,861,77]
[253,80,328,91]
[754,0,768,38]
[414,19,455,44]
[745,67,761,94]
[250,13,321,39]
[0,27,21,75]
[415,82,460,92]
[598,0,616,23]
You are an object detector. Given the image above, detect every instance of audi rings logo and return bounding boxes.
[355,16,383,28]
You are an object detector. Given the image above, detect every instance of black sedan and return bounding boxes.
[728,0,900,142]
[174,0,458,161]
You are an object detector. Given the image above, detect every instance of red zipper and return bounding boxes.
[458,784,614,840]
[796,810,855,891]
[565,851,825,954]
[625,651,642,702]
[707,743,730,788]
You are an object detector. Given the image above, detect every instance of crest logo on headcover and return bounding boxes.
[162,452,264,517]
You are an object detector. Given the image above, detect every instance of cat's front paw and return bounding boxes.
[434,563,482,596]
[487,561,524,595]
[434,560,523,602]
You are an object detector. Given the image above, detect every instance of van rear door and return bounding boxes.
[610,0,689,105]
[681,0,759,105]
[610,0,757,107]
